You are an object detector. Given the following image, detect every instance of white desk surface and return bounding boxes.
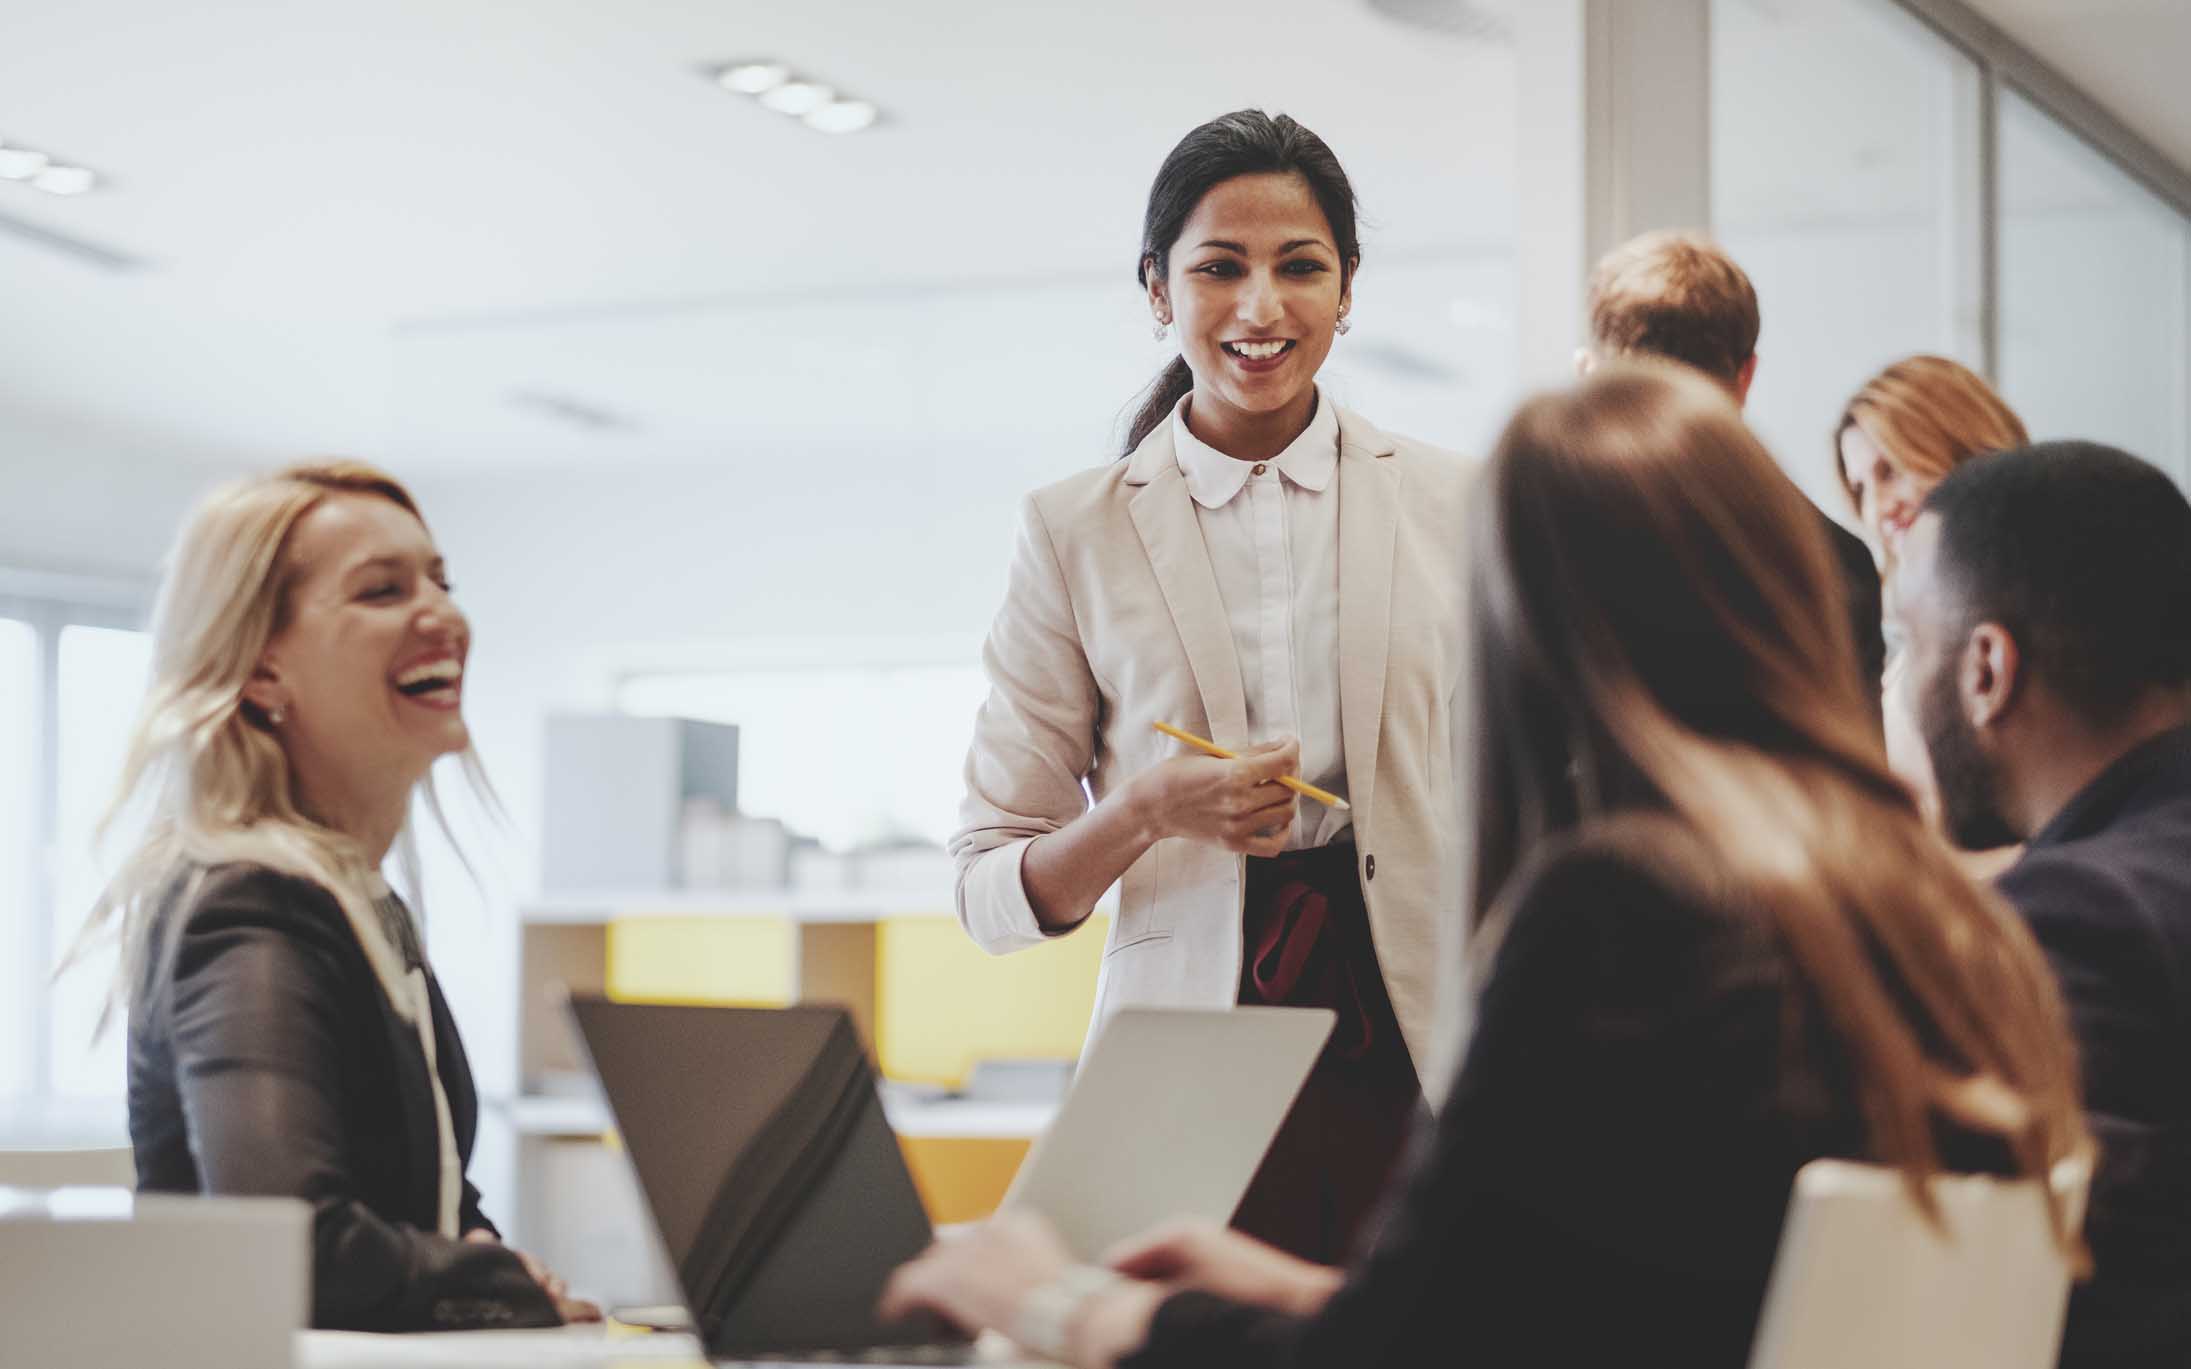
[300,1326,1052,1368]
[496,1092,1058,1140]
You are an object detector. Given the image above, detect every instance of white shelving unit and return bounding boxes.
[518,887,974,924]
[494,883,1097,1306]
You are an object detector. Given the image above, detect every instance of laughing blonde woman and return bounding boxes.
[77,462,596,1331]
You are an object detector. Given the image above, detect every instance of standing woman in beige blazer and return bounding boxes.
[952,109,1472,1263]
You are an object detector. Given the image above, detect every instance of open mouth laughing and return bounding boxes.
[391,654,464,711]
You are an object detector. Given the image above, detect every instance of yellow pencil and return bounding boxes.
[1152,720,1351,811]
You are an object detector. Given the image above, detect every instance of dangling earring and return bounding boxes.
[1335,311,1352,336]
[1152,318,1170,340]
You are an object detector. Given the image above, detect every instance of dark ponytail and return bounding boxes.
[1121,110,1362,456]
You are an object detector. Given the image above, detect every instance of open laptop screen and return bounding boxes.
[567,998,949,1357]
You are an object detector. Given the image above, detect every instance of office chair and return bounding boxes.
[1748,1156,2090,1369]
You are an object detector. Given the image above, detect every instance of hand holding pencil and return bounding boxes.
[1133,724,1340,860]
[1152,722,1351,811]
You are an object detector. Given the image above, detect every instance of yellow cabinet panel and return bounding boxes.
[898,1136,1031,1226]
[605,916,797,1006]
[875,915,1107,1086]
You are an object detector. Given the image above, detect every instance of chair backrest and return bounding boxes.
[1748,1158,2086,1369]
[0,1145,136,1189]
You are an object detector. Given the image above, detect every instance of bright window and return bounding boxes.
[2000,90,2191,484]
[1711,0,1983,513]
[0,619,37,1099]
[0,603,150,1109]
[49,625,154,1100]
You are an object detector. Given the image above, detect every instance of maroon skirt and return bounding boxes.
[1230,840,1424,1264]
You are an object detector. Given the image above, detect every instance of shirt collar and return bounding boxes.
[1172,389,1340,509]
[2026,724,2191,850]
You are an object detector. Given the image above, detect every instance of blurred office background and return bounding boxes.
[2,0,2186,1280]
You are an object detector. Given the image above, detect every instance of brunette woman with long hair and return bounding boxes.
[885,364,2090,1368]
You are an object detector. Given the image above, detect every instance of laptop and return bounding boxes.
[567,997,1332,1363]
[1000,1004,1336,1258]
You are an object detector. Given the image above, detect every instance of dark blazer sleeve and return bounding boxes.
[1996,852,2178,1121]
[165,870,558,1331]
[1122,836,1799,1369]
[1995,851,2191,1358]
[458,1179,498,1241]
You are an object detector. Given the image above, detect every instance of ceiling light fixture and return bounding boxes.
[718,60,790,95]
[709,61,884,134]
[804,99,878,135]
[758,80,833,117]
[32,165,96,196]
[0,136,105,195]
[0,145,50,181]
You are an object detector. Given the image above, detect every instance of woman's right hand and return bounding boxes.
[465,1228,602,1324]
[1104,1219,1342,1318]
[1131,738,1301,857]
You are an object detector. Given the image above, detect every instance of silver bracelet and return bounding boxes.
[1013,1263,1123,1363]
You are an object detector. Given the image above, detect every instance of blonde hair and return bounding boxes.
[1835,355,2028,512]
[1587,230,1760,390]
[71,460,487,1031]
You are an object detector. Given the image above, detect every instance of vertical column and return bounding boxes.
[2178,226,2191,487]
[1515,0,1712,387]
[29,606,59,1100]
[1963,65,2000,380]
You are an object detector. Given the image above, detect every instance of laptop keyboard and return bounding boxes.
[722,1344,978,1365]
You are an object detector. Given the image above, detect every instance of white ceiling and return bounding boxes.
[1,0,2184,485]
[0,0,1516,474]
[1963,0,2191,179]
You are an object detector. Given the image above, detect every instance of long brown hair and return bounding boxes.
[1834,355,2027,513]
[1471,362,2088,1236]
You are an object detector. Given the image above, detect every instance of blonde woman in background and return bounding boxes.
[1835,355,2028,570]
[77,462,597,1331]
[1835,356,2028,844]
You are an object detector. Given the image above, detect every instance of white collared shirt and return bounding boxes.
[1171,389,1350,849]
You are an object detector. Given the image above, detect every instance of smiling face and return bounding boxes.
[1148,172,1350,450]
[249,492,471,813]
[1839,422,1931,563]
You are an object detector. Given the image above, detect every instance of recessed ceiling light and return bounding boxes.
[707,62,884,134]
[718,60,789,95]
[804,99,878,135]
[0,146,51,181]
[32,165,96,196]
[759,80,833,117]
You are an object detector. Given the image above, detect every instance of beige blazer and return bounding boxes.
[950,404,1474,1076]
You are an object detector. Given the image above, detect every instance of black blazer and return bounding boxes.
[128,863,559,1332]
[1820,514,1887,707]
[1124,820,2014,1369]
[1997,726,2191,1369]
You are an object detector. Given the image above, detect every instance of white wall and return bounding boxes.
[1723,220,1974,519]
[0,411,242,587]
